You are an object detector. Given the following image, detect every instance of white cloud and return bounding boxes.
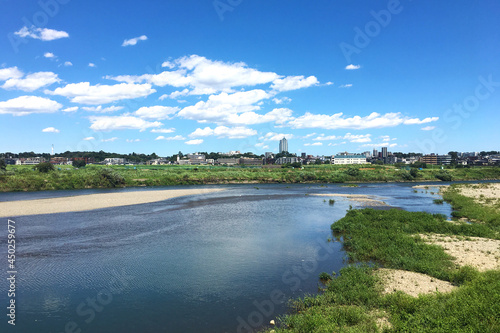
[42,127,60,133]
[44,52,55,58]
[302,133,317,139]
[62,106,78,112]
[360,143,398,148]
[122,35,148,47]
[126,139,141,142]
[0,67,23,81]
[101,137,118,142]
[89,115,162,131]
[259,132,294,141]
[345,64,361,70]
[287,112,439,130]
[185,139,203,145]
[88,63,96,68]
[155,135,185,141]
[64,61,73,66]
[46,82,156,105]
[107,54,280,95]
[0,96,62,116]
[2,72,60,91]
[82,105,124,113]
[325,81,334,86]
[339,84,352,88]
[272,96,292,104]
[313,135,341,141]
[14,26,69,41]
[380,135,391,141]
[421,126,436,131]
[189,126,257,139]
[133,105,179,120]
[161,61,175,69]
[159,89,190,100]
[83,137,95,141]
[343,133,372,143]
[304,142,323,146]
[151,128,175,133]
[271,75,319,92]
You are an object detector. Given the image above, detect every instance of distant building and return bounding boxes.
[187,153,206,165]
[331,154,368,165]
[373,149,378,158]
[301,152,306,158]
[437,155,452,165]
[16,157,46,165]
[239,158,263,165]
[421,154,437,165]
[279,137,288,153]
[275,157,298,165]
[104,158,126,165]
[265,152,274,159]
[217,158,238,165]
[382,147,388,158]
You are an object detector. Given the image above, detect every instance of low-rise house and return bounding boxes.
[331,154,368,165]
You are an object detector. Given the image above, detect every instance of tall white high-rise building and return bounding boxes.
[279,137,288,153]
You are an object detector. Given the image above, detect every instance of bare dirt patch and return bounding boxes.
[418,234,500,271]
[377,268,456,297]
[456,183,500,208]
[310,193,388,206]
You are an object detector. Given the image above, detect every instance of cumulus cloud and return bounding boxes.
[271,75,319,92]
[155,135,185,141]
[44,52,55,58]
[259,132,294,141]
[122,35,148,47]
[64,61,73,66]
[151,128,175,133]
[345,64,361,70]
[14,26,69,41]
[361,143,398,148]
[101,137,118,142]
[272,96,292,104]
[42,127,60,133]
[107,54,280,95]
[133,105,179,120]
[312,135,341,141]
[304,142,322,146]
[189,126,257,139]
[339,84,352,88]
[287,112,439,130]
[89,115,162,131]
[185,139,203,145]
[0,67,23,81]
[126,139,141,142]
[421,126,436,131]
[82,105,124,113]
[2,71,60,91]
[88,63,96,68]
[0,96,62,116]
[159,89,190,100]
[62,106,78,112]
[343,133,372,143]
[45,82,156,105]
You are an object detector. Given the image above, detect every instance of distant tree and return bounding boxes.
[411,161,427,169]
[410,168,419,178]
[0,159,6,171]
[346,167,360,176]
[34,162,55,173]
[73,160,86,168]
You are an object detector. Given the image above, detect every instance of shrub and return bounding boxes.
[34,162,55,173]
[346,167,360,177]
[410,168,419,178]
[72,160,86,168]
[435,170,452,181]
[433,199,444,204]
[0,159,6,171]
[329,199,335,205]
[319,272,333,281]
[98,168,125,187]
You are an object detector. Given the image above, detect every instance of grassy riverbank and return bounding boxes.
[1,164,499,192]
[263,184,500,332]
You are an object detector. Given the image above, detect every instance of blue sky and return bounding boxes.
[1,0,499,156]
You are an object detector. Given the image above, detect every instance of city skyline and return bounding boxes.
[1,1,499,156]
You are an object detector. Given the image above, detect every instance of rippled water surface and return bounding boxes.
[0,183,454,332]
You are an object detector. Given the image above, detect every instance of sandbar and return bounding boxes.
[310,193,388,206]
[0,188,225,217]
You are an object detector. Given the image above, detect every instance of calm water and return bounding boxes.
[0,183,455,332]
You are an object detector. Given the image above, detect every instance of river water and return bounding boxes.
[0,183,456,332]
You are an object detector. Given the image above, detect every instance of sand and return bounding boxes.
[456,183,500,208]
[0,188,225,217]
[412,184,449,189]
[378,268,456,297]
[418,234,500,271]
[310,193,388,206]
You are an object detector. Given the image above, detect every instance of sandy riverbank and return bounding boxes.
[0,188,225,217]
[310,193,388,206]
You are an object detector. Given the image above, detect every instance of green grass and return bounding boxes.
[262,185,500,332]
[1,164,499,192]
